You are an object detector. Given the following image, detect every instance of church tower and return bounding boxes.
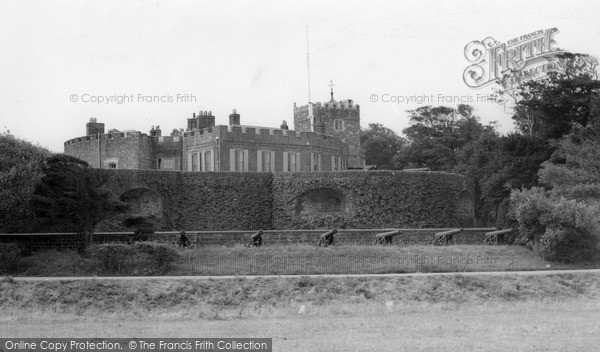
[293,82,365,168]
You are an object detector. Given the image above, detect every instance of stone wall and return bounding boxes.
[100,169,474,231]
[64,132,153,169]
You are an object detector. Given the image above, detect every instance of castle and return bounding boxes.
[64,93,366,172]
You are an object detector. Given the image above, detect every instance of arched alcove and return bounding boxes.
[295,188,349,215]
[120,188,163,218]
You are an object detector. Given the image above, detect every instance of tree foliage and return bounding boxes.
[32,154,129,247]
[395,104,497,171]
[506,54,600,140]
[510,134,600,262]
[0,132,51,232]
[359,123,405,169]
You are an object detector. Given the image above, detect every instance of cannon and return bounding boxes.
[249,230,264,247]
[483,228,513,245]
[433,228,463,246]
[374,229,402,245]
[317,229,337,247]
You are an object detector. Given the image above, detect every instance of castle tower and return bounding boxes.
[293,83,365,167]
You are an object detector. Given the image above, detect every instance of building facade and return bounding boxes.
[64,97,362,172]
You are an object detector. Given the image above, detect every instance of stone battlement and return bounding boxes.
[64,131,147,146]
[64,132,186,147]
[185,125,347,152]
[294,99,359,111]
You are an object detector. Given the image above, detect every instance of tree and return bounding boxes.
[32,154,128,248]
[395,104,497,171]
[504,53,600,140]
[0,132,50,232]
[453,132,552,226]
[359,123,405,169]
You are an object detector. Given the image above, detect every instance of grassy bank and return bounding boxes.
[2,273,599,318]
[8,244,599,277]
[2,273,600,351]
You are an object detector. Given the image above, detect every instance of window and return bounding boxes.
[203,150,213,171]
[331,156,339,171]
[283,152,300,172]
[257,150,275,172]
[108,163,117,169]
[235,150,244,171]
[191,152,199,172]
[311,153,321,171]
[230,149,248,172]
[333,119,344,131]
[262,151,271,172]
[158,158,175,170]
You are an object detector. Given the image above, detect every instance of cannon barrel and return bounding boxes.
[375,229,402,239]
[485,229,513,236]
[435,228,463,237]
[320,229,337,238]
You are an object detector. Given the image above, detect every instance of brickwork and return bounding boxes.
[0,234,82,251]
[182,125,349,172]
[65,112,351,172]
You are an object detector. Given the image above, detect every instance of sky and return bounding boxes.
[1,0,600,152]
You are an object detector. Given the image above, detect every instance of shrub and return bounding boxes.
[0,243,24,274]
[510,188,600,262]
[89,243,136,273]
[89,242,180,275]
[133,242,180,270]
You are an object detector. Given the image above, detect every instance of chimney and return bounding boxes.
[229,109,240,126]
[280,120,289,130]
[86,117,105,136]
[155,125,162,137]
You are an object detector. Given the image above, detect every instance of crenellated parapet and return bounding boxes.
[184,124,348,154]
[293,99,360,112]
[64,130,147,147]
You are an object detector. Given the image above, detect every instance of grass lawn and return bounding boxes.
[2,301,599,352]
[1,273,600,351]
[10,244,600,276]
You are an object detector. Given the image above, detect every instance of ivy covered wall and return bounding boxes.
[272,171,473,229]
[101,170,473,231]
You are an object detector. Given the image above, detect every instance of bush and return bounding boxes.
[133,242,180,270]
[89,243,136,273]
[510,188,600,262]
[89,242,180,275]
[0,243,25,274]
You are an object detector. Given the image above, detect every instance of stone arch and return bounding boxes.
[120,188,163,218]
[295,188,349,215]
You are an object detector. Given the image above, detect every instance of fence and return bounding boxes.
[7,251,519,277]
[0,228,497,251]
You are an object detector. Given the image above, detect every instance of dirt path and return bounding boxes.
[10,268,600,281]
